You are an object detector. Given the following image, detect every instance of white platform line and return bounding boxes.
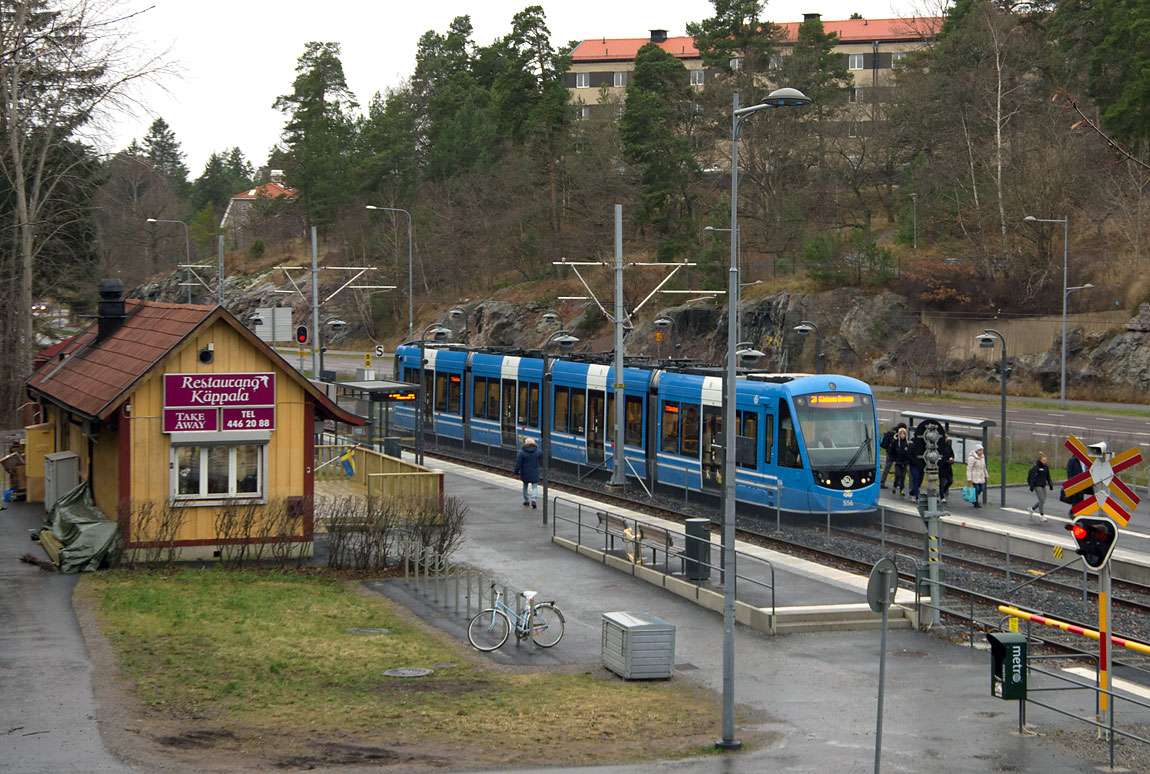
[1062,667,1150,701]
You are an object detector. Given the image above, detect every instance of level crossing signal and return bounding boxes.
[295,325,309,345]
[1061,434,1143,528]
[1065,516,1118,571]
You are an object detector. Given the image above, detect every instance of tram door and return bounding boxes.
[701,406,723,492]
[422,369,434,434]
[587,390,605,464]
[501,379,517,447]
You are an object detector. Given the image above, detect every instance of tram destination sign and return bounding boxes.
[163,373,276,433]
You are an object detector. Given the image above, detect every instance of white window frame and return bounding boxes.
[849,87,861,103]
[171,443,267,504]
[690,69,705,86]
[575,72,590,88]
[891,51,906,67]
[849,53,864,70]
[613,71,627,88]
[580,105,592,120]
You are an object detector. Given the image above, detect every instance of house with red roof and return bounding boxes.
[25,278,364,560]
[567,14,942,119]
[219,169,304,247]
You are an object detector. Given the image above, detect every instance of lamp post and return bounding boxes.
[317,318,347,382]
[653,316,679,359]
[449,307,471,345]
[146,218,191,302]
[722,86,811,751]
[541,328,579,527]
[417,323,451,465]
[542,309,564,333]
[1023,215,1091,409]
[794,321,822,374]
[977,329,1007,507]
[366,205,414,340]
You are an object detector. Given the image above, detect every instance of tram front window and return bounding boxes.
[793,393,874,470]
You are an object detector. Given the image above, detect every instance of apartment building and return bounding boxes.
[566,14,943,119]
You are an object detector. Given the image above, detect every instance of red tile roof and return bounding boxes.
[27,300,361,426]
[230,181,298,201]
[570,17,942,62]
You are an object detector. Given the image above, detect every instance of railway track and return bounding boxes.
[422,440,1150,673]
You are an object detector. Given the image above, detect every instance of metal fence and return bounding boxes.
[399,542,532,625]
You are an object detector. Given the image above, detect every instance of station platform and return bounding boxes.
[397,457,1101,773]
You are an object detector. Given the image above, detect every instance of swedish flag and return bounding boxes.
[339,448,356,478]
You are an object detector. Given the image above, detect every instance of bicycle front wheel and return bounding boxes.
[529,603,565,648]
[468,609,511,651]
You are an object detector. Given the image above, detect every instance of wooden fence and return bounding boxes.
[315,445,443,501]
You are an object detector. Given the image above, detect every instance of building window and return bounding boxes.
[613,71,627,87]
[849,87,861,103]
[580,104,592,120]
[729,57,742,71]
[891,51,906,67]
[174,444,264,501]
[575,72,589,88]
[769,55,784,71]
[849,53,864,70]
[690,69,705,86]
[848,121,860,138]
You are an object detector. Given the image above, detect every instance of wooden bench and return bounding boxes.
[596,511,679,569]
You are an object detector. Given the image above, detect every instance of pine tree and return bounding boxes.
[143,117,190,193]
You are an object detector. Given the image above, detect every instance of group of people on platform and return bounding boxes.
[880,421,1086,525]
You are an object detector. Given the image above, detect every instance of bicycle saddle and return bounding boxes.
[521,590,538,601]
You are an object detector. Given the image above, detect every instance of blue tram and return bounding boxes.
[392,344,878,515]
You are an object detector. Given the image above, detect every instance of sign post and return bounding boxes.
[868,557,898,774]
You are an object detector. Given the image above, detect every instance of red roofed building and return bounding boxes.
[25,278,363,560]
[567,15,942,119]
[219,169,304,247]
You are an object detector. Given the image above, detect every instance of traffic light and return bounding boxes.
[295,325,309,345]
[1065,516,1118,570]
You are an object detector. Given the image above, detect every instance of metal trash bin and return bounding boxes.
[601,612,675,680]
[684,518,710,580]
[383,437,402,458]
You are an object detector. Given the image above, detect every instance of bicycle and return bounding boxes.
[467,584,565,651]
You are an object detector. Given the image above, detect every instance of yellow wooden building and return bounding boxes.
[25,279,364,559]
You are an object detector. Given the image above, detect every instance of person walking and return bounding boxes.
[890,426,910,496]
[966,443,988,508]
[1026,452,1054,523]
[938,434,955,503]
[879,422,906,490]
[513,437,542,508]
[1064,454,1094,516]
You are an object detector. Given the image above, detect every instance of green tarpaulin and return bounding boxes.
[45,482,118,573]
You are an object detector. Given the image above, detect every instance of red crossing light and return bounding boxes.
[1065,516,1118,571]
[295,325,309,344]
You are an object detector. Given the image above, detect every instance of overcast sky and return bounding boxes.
[108,0,922,174]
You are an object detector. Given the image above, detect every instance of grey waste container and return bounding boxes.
[383,437,402,458]
[684,518,710,580]
[601,611,675,680]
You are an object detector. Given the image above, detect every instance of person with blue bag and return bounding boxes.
[513,437,542,509]
[965,444,987,508]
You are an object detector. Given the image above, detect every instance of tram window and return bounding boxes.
[625,396,643,447]
[527,384,540,428]
[680,403,701,459]
[736,410,757,469]
[448,375,461,414]
[487,377,501,418]
[778,403,802,468]
[435,374,448,412]
[473,378,487,418]
[518,383,529,425]
[762,414,773,464]
[570,390,586,437]
[661,401,680,454]
[554,386,570,433]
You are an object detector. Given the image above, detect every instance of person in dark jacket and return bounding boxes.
[890,426,910,496]
[1027,452,1054,523]
[907,422,927,500]
[513,437,542,508]
[879,422,906,489]
[1065,455,1093,516]
[938,435,955,503]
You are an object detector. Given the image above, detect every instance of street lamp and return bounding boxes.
[793,321,822,374]
[977,329,1007,507]
[449,307,471,345]
[721,86,811,751]
[417,322,451,465]
[366,205,414,340]
[146,218,191,302]
[541,309,564,332]
[653,316,680,359]
[541,328,579,526]
[1023,215,1090,409]
[317,318,347,382]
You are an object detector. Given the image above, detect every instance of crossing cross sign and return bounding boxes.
[1062,434,1143,528]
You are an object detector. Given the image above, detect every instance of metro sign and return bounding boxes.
[1062,434,1143,528]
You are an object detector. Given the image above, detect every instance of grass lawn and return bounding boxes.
[84,568,725,769]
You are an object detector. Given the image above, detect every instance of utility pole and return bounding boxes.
[612,205,625,489]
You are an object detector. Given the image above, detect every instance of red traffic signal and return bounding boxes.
[295,325,309,344]
[1065,516,1118,571]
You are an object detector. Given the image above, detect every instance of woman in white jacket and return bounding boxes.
[966,443,988,508]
